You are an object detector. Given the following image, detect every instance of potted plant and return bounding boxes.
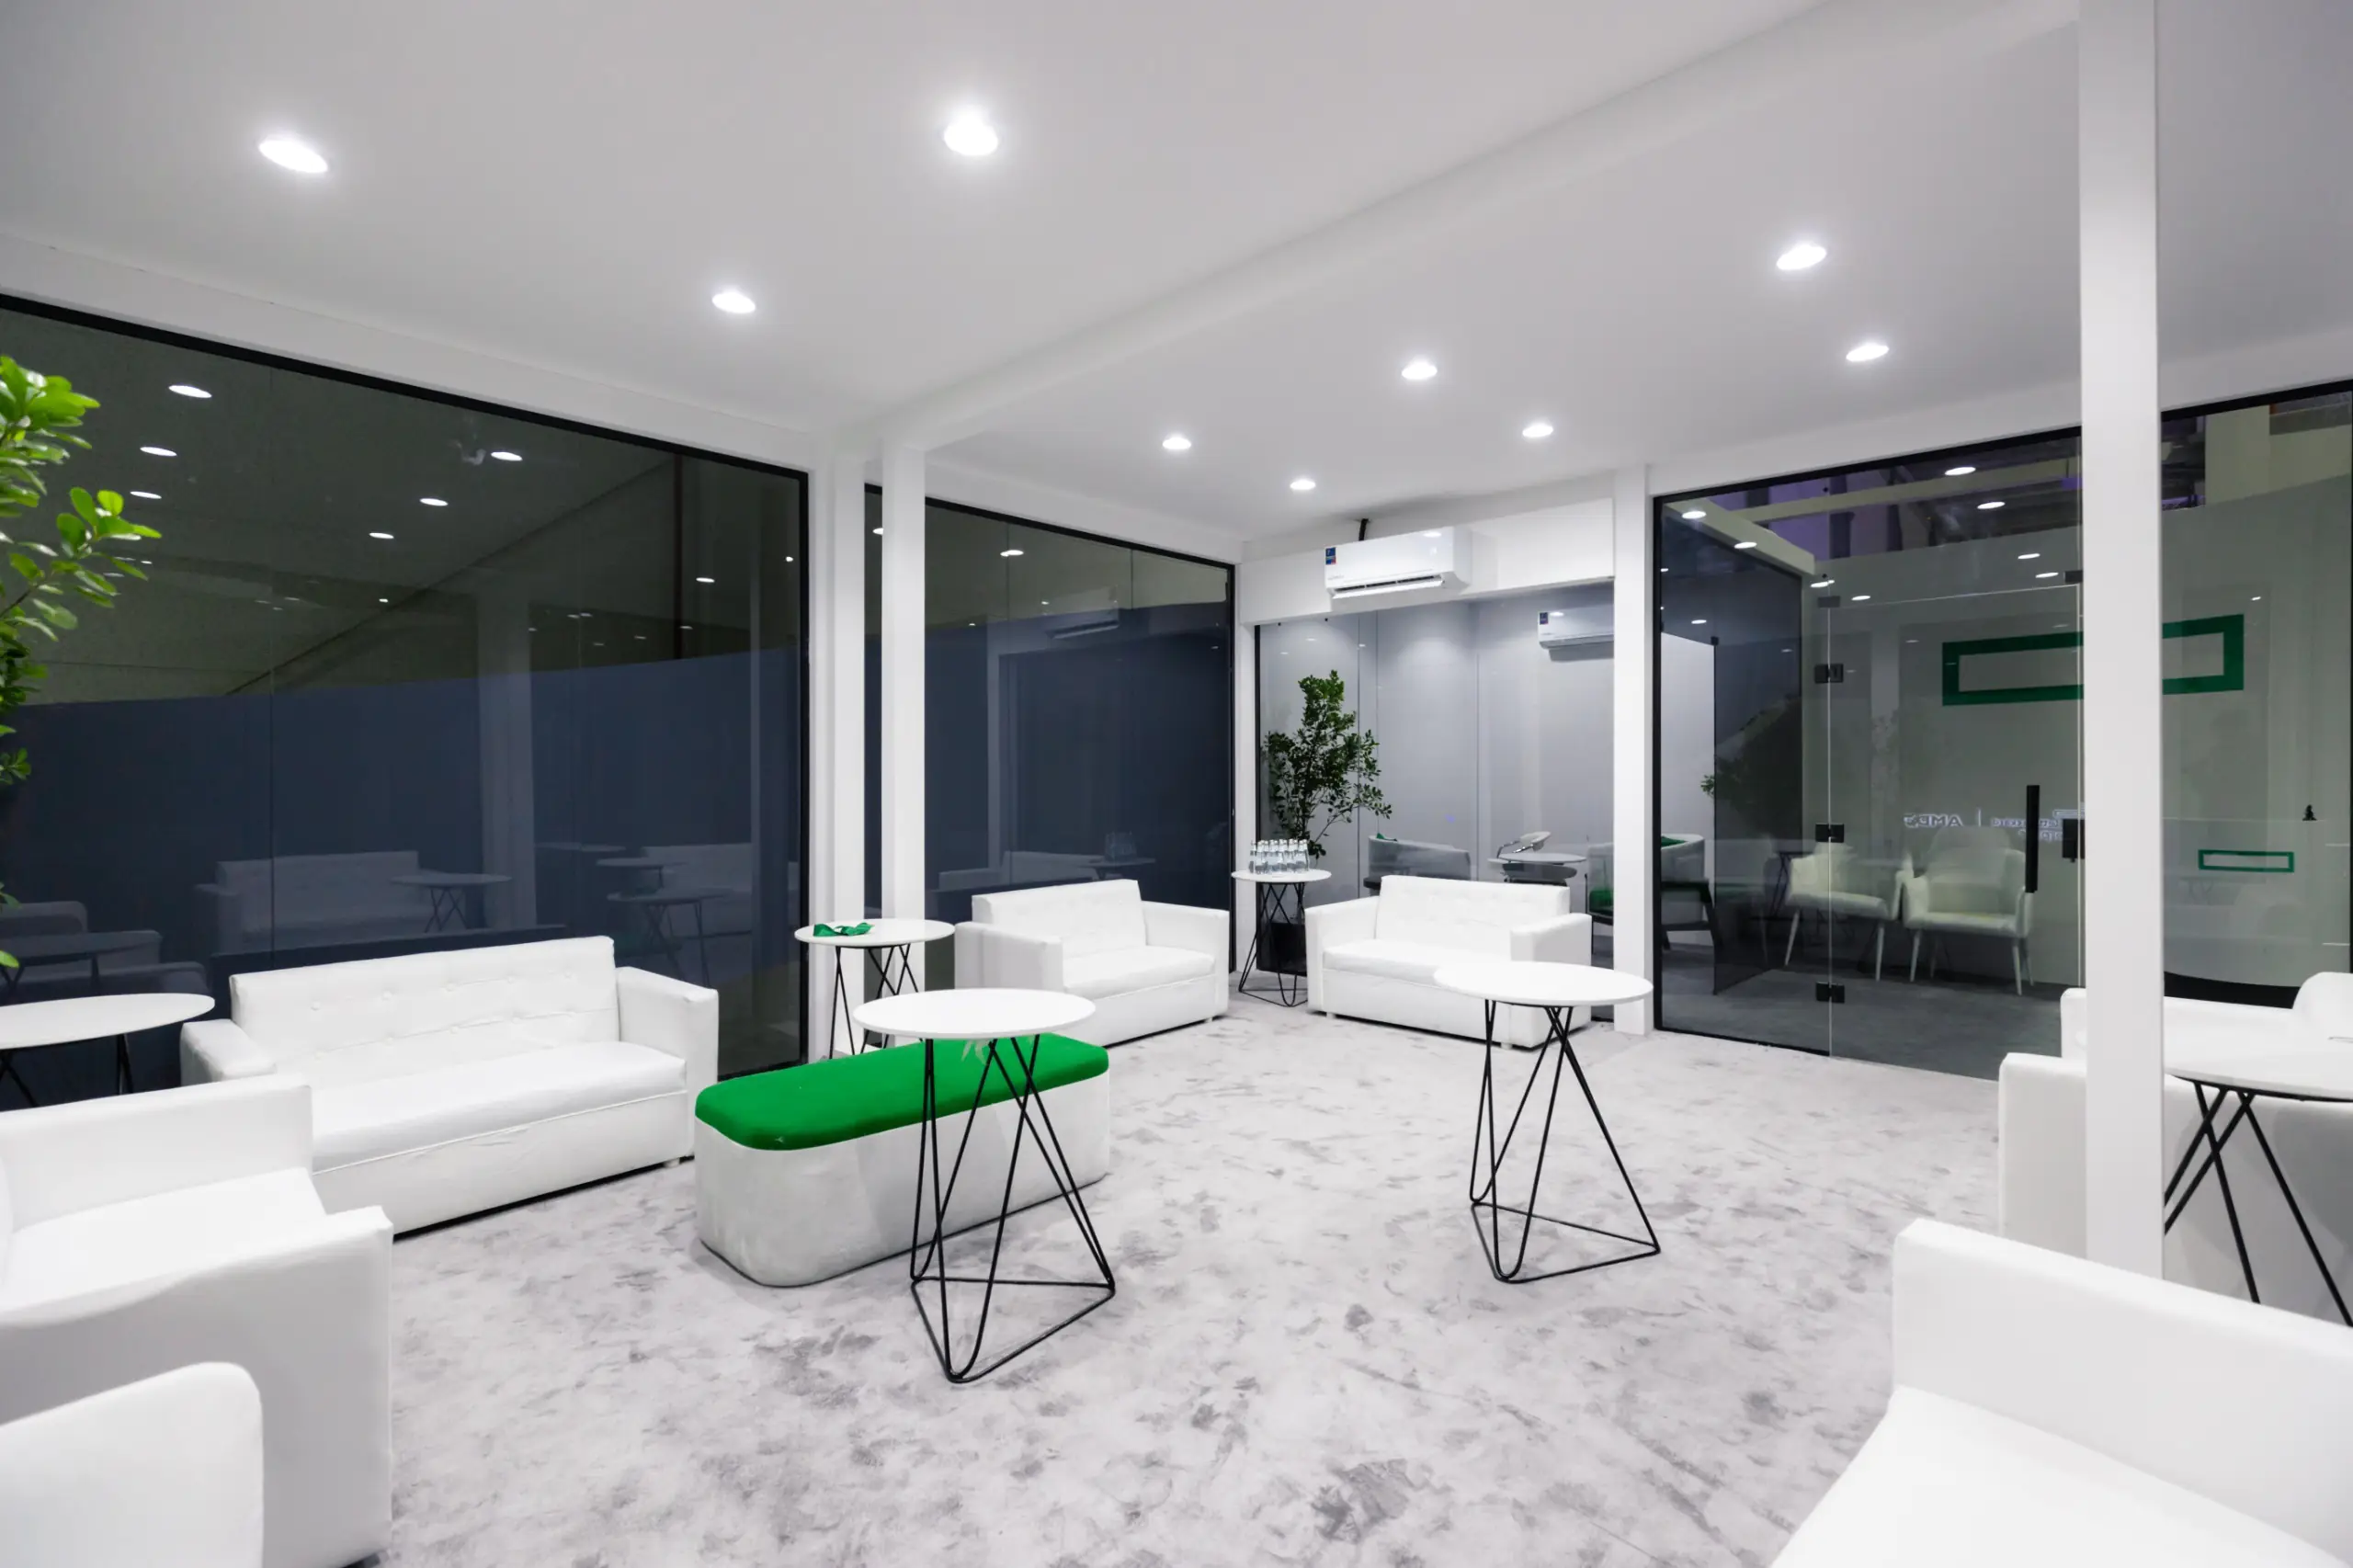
[1260,670,1391,972]
[0,357,161,971]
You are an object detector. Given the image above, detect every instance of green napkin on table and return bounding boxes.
[813,922,872,937]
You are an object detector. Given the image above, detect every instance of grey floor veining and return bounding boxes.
[384,994,1995,1567]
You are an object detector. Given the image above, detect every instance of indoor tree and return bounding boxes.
[0,356,161,970]
[1263,669,1391,858]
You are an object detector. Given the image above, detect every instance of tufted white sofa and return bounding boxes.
[955,879,1227,1047]
[179,937,717,1233]
[1306,875,1592,1047]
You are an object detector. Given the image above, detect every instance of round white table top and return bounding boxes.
[1491,850,1589,866]
[2165,1044,2353,1102]
[1434,960,1654,1010]
[0,993,214,1049]
[854,987,1096,1041]
[596,856,680,870]
[1233,869,1332,885]
[795,918,955,949]
[391,870,513,888]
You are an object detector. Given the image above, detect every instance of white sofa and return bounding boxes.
[1306,875,1591,1047]
[1775,1219,2353,1566]
[0,1363,265,1568]
[954,880,1227,1047]
[1999,979,2353,1321]
[180,936,717,1233]
[195,850,437,954]
[0,1079,392,1568]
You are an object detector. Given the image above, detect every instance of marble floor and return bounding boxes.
[384,994,1995,1567]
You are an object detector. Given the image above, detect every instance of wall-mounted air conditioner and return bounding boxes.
[1324,528,1471,602]
[1536,604,1611,648]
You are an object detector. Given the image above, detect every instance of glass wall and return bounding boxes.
[0,302,807,1105]
[1256,585,1615,932]
[1656,436,2086,1075]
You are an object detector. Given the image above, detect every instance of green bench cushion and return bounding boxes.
[695,1034,1109,1152]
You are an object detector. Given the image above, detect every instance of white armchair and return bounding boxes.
[0,1363,265,1568]
[0,1079,392,1568]
[1782,844,1898,980]
[955,879,1227,1046]
[1901,827,2033,993]
[1776,1219,2353,1565]
[1306,875,1591,1047]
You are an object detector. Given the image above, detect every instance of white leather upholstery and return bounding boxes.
[1902,827,2034,990]
[0,1080,392,1568]
[956,881,1227,1046]
[180,937,718,1233]
[0,1363,265,1568]
[1307,876,1591,1047]
[696,1074,1109,1287]
[1776,1219,2353,1566]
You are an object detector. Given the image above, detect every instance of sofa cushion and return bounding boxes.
[1776,1387,2343,1568]
[1371,876,1570,957]
[1322,938,1450,985]
[0,1169,326,1311]
[696,1035,1108,1152]
[308,1040,683,1170]
[1063,946,1213,1000]
[972,880,1148,960]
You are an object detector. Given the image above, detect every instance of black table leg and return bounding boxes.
[0,1049,37,1107]
[2165,1085,2349,1325]
[1239,881,1306,1006]
[1468,1000,1659,1284]
[114,1031,135,1095]
[909,1032,1116,1383]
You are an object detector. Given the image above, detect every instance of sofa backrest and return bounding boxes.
[2292,972,2353,1040]
[230,936,620,1085]
[1374,875,1570,955]
[972,879,1147,959]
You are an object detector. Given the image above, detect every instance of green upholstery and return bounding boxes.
[695,1034,1109,1152]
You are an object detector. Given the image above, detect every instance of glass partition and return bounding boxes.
[0,301,807,1104]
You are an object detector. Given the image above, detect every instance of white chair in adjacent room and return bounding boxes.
[1781,843,1898,980]
[0,1363,265,1568]
[0,1078,392,1568]
[179,935,717,1233]
[1774,1219,2353,1567]
[1305,874,1591,1047]
[1900,826,2033,993]
[954,879,1227,1047]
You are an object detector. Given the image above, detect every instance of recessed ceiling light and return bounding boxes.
[2018,551,2040,561]
[419,496,448,507]
[490,449,521,462]
[1979,500,2006,511]
[1521,420,1553,440]
[1734,540,1758,551]
[1852,594,1872,602]
[2036,571,2060,579]
[168,383,211,400]
[2251,595,2263,602]
[257,135,328,175]
[1812,578,1835,588]
[695,575,715,585]
[1290,477,1316,493]
[378,597,391,604]
[1777,241,1828,271]
[1162,433,1192,452]
[1422,530,1441,539]
[130,490,160,500]
[1040,599,1050,606]
[369,531,394,540]
[1400,358,1438,382]
[871,527,883,536]
[1845,340,1890,363]
[1946,465,1977,477]
[784,555,795,562]
[711,288,756,315]
[943,113,999,157]
[1691,619,1709,625]
[1000,548,1024,558]
[1680,508,1707,520]
[140,446,176,458]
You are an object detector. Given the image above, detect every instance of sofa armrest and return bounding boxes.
[180,1017,278,1085]
[616,966,719,1102]
[1142,900,1228,961]
[0,1078,313,1228]
[1892,1217,2353,1556]
[1511,913,1593,966]
[953,923,1063,991]
[1995,1052,2086,1256]
[1304,896,1379,953]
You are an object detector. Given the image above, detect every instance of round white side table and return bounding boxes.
[0,992,214,1104]
[796,918,955,1058]
[1231,869,1331,1006]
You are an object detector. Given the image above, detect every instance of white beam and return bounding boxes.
[1611,465,1655,1033]
[880,443,927,979]
[2079,0,2165,1274]
[806,442,869,1059]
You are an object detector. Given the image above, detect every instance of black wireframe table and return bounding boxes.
[1436,960,1660,1284]
[796,918,953,1058]
[1232,869,1329,1007]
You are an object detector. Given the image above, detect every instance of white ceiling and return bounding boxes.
[3,0,2349,548]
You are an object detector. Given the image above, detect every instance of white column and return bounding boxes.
[1233,621,1257,978]
[1611,464,1655,1033]
[474,581,535,931]
[806,442,869,1058]
[880,443,927,980]
[2079,0,2165,1274]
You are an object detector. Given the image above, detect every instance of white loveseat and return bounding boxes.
[954,880,1227,1047]
[181,936,717,1233]
[1998,979,2353,1321]
[1306,875,1591,1047]
[0,1079,392,1568]
[1775,1219,2353,1566]
[195,851,437,954]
